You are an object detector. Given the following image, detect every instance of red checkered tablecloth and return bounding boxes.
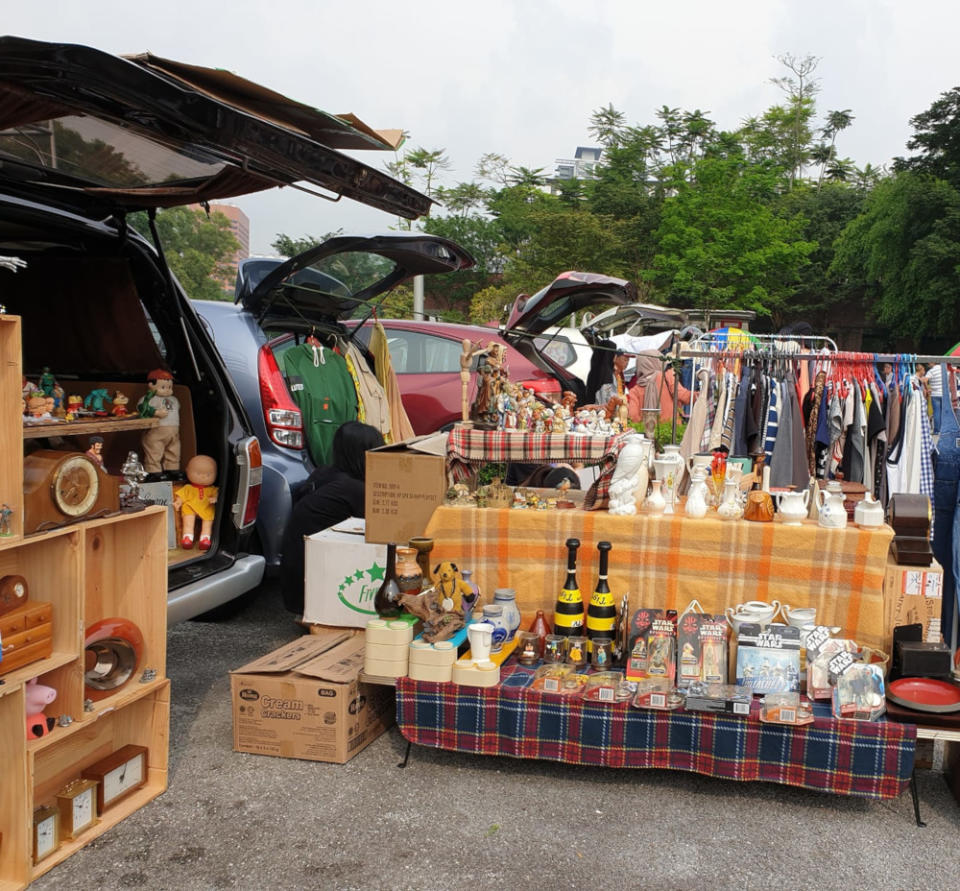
[396,663,915,800]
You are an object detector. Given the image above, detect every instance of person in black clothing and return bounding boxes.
[280,421,385,614]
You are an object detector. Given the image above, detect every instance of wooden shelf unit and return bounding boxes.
[0,318,169,889]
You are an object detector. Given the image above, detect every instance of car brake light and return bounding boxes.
[258,345,303,449]
[232,436,263,529]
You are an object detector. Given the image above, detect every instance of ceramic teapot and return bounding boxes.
[684,466,709,518]
[854,494,885,529]
[776,489,810,525]
[817,488,848,529]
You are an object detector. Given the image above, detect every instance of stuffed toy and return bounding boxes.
[432,560,474,613]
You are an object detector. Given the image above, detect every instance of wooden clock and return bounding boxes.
[82,745,148,813]
[0,574,28,616]
[56,778,99,840]
[23,450,120,533]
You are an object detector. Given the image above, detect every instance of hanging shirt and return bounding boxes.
[283,342,358,467]
[769,379,794,488]
[763,380,780,462]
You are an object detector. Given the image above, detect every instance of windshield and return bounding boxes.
[0,114,226,187]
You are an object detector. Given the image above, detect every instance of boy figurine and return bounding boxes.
[85,435,106,470]
[138,369,180,473]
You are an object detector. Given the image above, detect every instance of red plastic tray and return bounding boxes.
[887,677,960,714]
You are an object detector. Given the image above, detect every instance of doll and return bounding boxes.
[65,394,84,420]
[84,388,112,415]
[111,391,130,416]
[85,435,105,470]
[174,455,218,550]
[138,369,181,472]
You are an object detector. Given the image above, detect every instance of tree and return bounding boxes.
[130,207,239,301]
[404,147,452,199]
[770,53,820,187]
[589,103,627,148]
[271,230,344,257]
[832,171,960,339]
[649,155,815,321]
[894,87,960,187]
[817,109,855,191]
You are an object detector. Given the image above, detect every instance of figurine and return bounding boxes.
[51,384,66,418]
[432,561,474,613]
[65,394,84,420]
[138,369,181,472]
[85,435,106,470]
[460,339,489,424]
[38,366,56,397]
[0,503,13,536]
[24,394,51,422]
[174,455,218,550]
[120,451,148,508]
[84,388,112,416]
[25,678,57,740]
[111,391,130,417]
[22,376,40,400]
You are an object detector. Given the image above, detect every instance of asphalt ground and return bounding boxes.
[31,581,960,891]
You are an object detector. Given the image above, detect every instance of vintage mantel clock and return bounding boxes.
[32,804,61,864]
[82,744,148,813]
[23,450,120,533]
[0,574,28,616]
[56,778,99,840]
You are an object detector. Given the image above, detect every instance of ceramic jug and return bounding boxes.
[481,604,508,653]
[646,479,667,514]
[686,453,713,479]
[717,478,743,520]
[467,621,495,662]
[684,467,709,518]
[776,489,810,525]
[492,588,522,642]
[817,488,848,529]
[854,494,885,529]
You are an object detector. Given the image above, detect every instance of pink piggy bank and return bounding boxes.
[25,677,57,714]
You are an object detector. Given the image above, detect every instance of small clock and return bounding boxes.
[0,574,28,616]
[23,450,120,533]
[56,778,99,840]
[82,744,148,813]
[33,804,61,864]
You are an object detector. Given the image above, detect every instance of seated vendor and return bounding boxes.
[280,421,385,615]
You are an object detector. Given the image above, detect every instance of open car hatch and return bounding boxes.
[0,36,431,218]
[238,233,476,325]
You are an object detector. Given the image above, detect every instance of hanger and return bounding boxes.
[305,326,322,347]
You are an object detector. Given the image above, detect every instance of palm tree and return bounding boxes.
[589,104,626,148]
[825,157,856,183]
[853,162,885,191]
[404,147,452,198]
[817,109,855,191]
[507,166,547,188]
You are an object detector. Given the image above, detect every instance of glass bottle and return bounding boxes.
[586,541,616,653]
[553,538,583,637]
[373,544,402,618]
[528,609,551,658]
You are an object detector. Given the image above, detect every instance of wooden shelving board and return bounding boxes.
[22,416,158,440]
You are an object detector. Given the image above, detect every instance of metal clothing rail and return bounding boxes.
[688,331,840,353]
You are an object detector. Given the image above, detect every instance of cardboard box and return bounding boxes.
[304,521,387,628]
[230,631,395,764]
[364,434,448,544]
[884,557,943,644]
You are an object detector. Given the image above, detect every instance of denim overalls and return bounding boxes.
[932,364,959,650]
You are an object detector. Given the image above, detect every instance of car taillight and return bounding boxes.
[258,345,303,449]
[232,436,263,529]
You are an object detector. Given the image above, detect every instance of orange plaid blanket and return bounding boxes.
[423,507,893,649]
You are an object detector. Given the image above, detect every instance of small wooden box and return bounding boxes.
[0,601,53,676]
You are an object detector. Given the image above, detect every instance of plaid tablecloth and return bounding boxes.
[422,507,894,649]
[396,664,915,800]
[446,425,624,490]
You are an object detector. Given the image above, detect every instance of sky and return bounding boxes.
[6,0,960,255]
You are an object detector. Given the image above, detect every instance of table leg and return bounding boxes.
[397,739,412,769]
[910,770,926,827]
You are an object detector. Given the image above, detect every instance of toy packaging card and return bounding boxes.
[684,682,753,716]
[830,656,886,721]
[581,671,632,703]
[626,608,677,681]
[645,616,677,683]
[808,638,858,700]
[735,623,802,693]
[759,692,814,726]
[632,678,683,711]
[675,612,729,687]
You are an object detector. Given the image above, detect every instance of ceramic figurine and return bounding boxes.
[51,384,66,418]
[174,455,218,550]
[22,375,40,400]
[0,503,13,536]
[84,388,112,416]
[65,394,84,420]
[138,369,181,472]
[24,394,51,422]
[38,366,56,396]
[608,434,648,516]
[459,339,489,424]
[111,391,130,416]
[85,435,106,470]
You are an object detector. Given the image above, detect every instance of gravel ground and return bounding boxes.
[31,581,960,891]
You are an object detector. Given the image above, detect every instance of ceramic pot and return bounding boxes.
[854,495,885,529]
[781,604,816,628]
[492,588,521,642]
[395,546,423,595]
[744,489,774,523]
[407,537,434,584]
[817,489,848,529]
[776,489,810,525]
[717,479,743,520]
[467,622,495,662]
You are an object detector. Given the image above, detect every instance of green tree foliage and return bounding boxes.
[832,172,960,338]
[130,207,239,301]
[649,155,815,321]
[895,87,960,187]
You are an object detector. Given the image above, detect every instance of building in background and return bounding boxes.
[552,146,602,188]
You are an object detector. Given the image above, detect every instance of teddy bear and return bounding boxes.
[432,560,475,614]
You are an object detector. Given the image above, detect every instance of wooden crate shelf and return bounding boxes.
[0,318,170,889]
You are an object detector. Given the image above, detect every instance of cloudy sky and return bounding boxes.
[6,1,959,254]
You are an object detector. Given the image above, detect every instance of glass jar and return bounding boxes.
[515,631,541,666]
[492,588,521,642]
[543,634,567,664]
[566,636,588,669]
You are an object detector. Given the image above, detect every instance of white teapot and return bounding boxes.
[776,489,809,525]
[854,494,885,529]
[817,488,848,529]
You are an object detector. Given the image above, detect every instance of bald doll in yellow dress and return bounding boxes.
[174,455,218,551]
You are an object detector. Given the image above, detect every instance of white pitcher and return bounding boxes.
[467,622,494,663]
[817,488,848,529]
[776,489,810,525]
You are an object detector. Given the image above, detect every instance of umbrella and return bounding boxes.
[703,327,756,349]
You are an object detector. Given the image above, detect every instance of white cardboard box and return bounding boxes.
[304,520,387,628]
